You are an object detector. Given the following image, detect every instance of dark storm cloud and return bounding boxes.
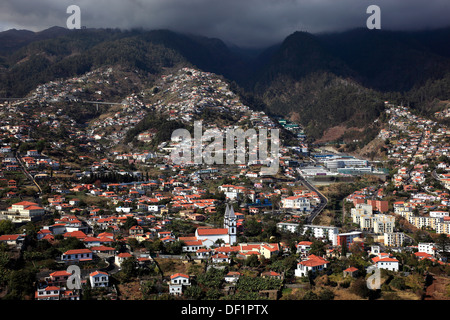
[0,0,449,47]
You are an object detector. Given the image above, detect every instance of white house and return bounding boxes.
[61,249,93,262]
[372,256,399,272]
[115,207,132,213]
[224,271,241,283]
[296,241,312,257]
[35,286,61,300]
[195,248,212,259]
[0,234,25,248]
[169,273,191,296]
[418,242,436,256]
[115,252,133,267]
[211,253,231,264]
[430,211,449,218]
[89,271,109,288]
[281,196,311,212]
[295,254,329,277]
[181,240,205,253]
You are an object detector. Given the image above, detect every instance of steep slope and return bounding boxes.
[318,28,450,92]
[249,31,384,141]
[1,26,450,143]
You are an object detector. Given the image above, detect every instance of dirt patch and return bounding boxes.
[314,209,335,226]
[357,137,387,161]
[314,126,348,144]
[333,289,364,300]
[424,275,450,300]
[315,126,364,144]
[117,281,143,300]
[155,258,197,277]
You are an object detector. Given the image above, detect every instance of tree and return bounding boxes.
[164,240,184,255]
[0,220,16,235]
[5,268,37,299]
[302,290,319,300]
[435,233,450,261]
[184,285,204,300]
[350,278,370,299]
[197,268,225,288]
[120,257,138,281]
[245,254,260,268]
[127,238,140,250]
[243,217,262,237]
[319,288,335,300]
[310,240,326,256]
[123,216,138,230]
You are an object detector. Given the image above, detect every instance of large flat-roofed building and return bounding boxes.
[384,232,405,247]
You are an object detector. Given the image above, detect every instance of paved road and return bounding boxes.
[296,168,328,224]
[15,150,43,193]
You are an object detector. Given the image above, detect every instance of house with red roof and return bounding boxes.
[89,271,109,288]
[115,252,133,267]
[371,256,399,271]
[296,241,313,257]
[169,273,190,296]
[0,234,25,248]
[195,248,212,259]
[61,249,93,262]
[261,271,283,280]
[35,286,61,300]
[47,270,72,286]
[343,267,359,278]
[295,254,330,277]
[63,230,87,240]
[211,253,231,264]
[0,200,45,223]
[224,271,242,283]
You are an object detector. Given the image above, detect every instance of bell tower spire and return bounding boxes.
[224,203,237,245]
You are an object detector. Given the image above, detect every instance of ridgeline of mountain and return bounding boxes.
[1,26,450,142]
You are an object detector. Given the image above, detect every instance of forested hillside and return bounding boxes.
[0,26,449,142]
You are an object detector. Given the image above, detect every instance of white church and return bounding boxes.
[193,203,237,247]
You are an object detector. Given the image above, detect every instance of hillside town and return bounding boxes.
[0,67,450,301]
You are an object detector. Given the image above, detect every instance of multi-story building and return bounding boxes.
[373,215,395,234]
[418,242,436,256]
[0,201,45,223]
[302,225,339,246]
[337,231,363,249]
[384,232,405,247]
[281,195,311,212]
[408,216,442,230]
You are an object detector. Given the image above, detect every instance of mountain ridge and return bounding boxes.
[1,26,450,142]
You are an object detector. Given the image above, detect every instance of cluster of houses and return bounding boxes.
[2,61,450,301]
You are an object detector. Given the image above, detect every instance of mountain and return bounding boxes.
[246,31,384,140]
[317,28,450,92]
[244,27,450,140]
[0,26,449,142]
[0,26,71,55]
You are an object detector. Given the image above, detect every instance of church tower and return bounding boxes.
[224,203,237,245]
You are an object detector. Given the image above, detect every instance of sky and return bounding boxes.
[0,0,449,47]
